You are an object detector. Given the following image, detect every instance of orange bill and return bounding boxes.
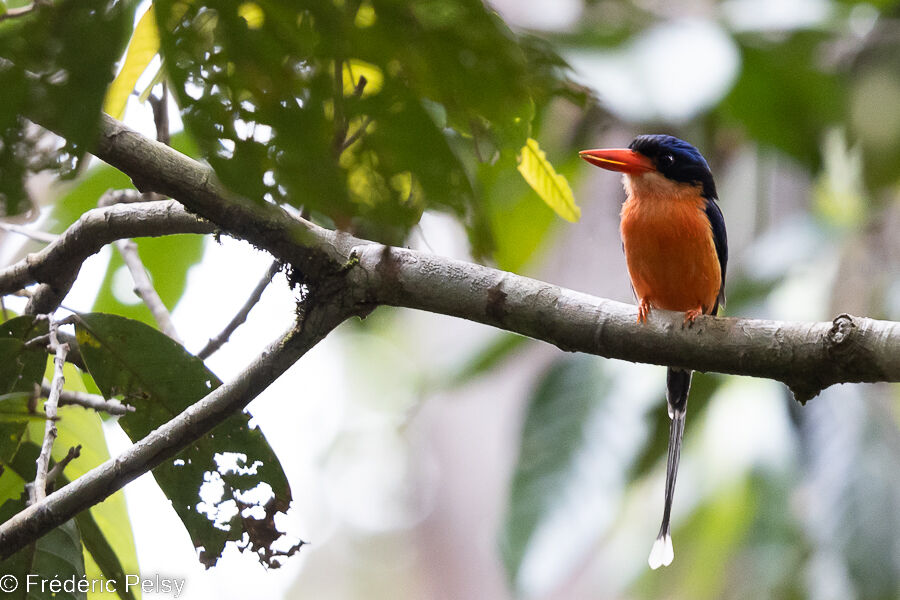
[579,148,655,174]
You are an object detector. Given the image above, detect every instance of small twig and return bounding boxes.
[332,59,348,155]
[115,238,182,343]
[42,383,135,415]
[197,260,280,359]
[147,83,171,146]
[96,189,145,207]
[0,222,59,244]
[33,319,68,504]
[351,74,368,98]
[0,0,49,23]
[44,445,81,492]
[98,189,182,343]
[340,116,373,153]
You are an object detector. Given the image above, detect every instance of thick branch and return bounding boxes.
[40,115,900,400]
[0,200,214,311]
[349,244,900,402]
[0,295,352,557]
[91,114,347,280]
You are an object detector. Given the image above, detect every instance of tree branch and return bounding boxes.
[114,238,182,342]
[37,114,900,400]
[33,320,67,504]
[0,222,58,244]
[44,445,81,492]
[0,0,49,23]
[0,293,354,557]
[350,244,900,401]
[8,108,899,559]
[42,383,135,415]
[89,114,348,280]
[197,260,280,359]
[0,200,214,312]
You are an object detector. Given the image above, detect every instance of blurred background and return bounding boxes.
[5,0,900,598]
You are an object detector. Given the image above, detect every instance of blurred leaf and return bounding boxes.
[104,6,161,120]
[629,373,723,481]
[90,234,206,330]
[517,137,580,222]
[719,32,845,168]
[31,133,205,328]
[813,128,867,227]
[237,1,264,28]
[500,354,608,586]
[441,332,528,389]
[1,441,138,600]
[369,0,534,150]
[0,503,86,600]
[75,313,295,568]
[0,316,48,465]
[849,63,900,190]
[342,59,383,97]
[42,131,200,236]
[154,0,567,248]
[633,478,757,599]
[478,154,557,272]
[0,0,137,215]
[77,509,138,600]
[725,472,807,600]
[33,361,139,600]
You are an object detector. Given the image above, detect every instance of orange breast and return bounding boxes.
[620,178,721,315]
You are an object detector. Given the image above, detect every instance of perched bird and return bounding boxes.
[579,135,727,569]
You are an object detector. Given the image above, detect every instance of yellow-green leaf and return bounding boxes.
[104,6,161,120]
[342,59,384,97]
[516,138,580,223]
[237,2,264,29]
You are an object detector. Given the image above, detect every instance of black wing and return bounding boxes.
[704,197,728,313]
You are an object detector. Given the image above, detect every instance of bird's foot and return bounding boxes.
[683,306,703,327]
[637,299,652,323]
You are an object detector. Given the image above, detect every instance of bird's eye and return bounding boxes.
[661,153,675,166]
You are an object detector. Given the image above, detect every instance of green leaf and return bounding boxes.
[30,132,206,330]
[0,514,87,600]
[516,137,580,223]
[35,363,140,600]
[104,5,161,120]
[41,131,200,239]
[719,31,845,169]
[75,313,295,568]
[0,447,87,600]
[90,234,206,330]
[1,440,138,600]
[628,373,724,481]
[632,479,757,599]
[0,316,48,466]
[76,509,138,600]
[500,354,608,587]
[440,333,528,389]
[153,0,567,248]
[0,0,138,215]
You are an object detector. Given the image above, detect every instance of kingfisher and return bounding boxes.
[579,135,727,569]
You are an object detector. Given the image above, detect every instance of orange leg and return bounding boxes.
[683,305,704,326]
[637,298,652,323]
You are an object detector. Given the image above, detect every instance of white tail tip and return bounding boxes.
[648,534,674,569]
